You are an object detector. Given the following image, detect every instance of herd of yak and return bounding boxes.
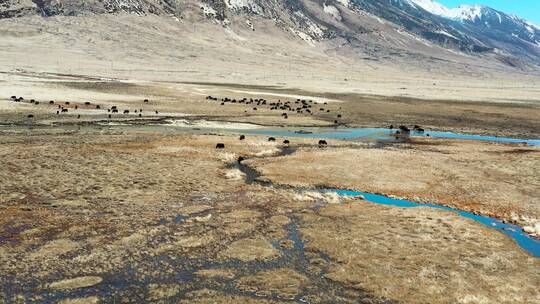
[8,94,425,147]
[9,95,157,119]
[206,95,343,124]
[214,134,327,150]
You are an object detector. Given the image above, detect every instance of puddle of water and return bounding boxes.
[174,215,188,223]
[324,189,540,258]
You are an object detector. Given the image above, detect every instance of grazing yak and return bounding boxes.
[399,126,410,133]
[268,137,276,142]
[239,135,246,140]
[283,140,290,145]
[216,143,225,149]
[318,140,328,147]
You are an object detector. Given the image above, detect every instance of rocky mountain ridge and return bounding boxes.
[0,0,539,68]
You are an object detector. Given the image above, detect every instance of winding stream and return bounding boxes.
[165,119,540,145]
[324,190,540,258]
[233,142,540,258]
[2,121,539,257]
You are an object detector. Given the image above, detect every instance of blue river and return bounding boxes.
[178,121,540,257]
[246,127,540,146]
[322,189,540,258]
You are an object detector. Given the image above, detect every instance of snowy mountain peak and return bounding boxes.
[408,0,539,46]
[407,0,486,22]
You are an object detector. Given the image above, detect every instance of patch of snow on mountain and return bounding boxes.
[224,0,261,14]
[445,5,484,21]
[407,0,450,16]
[323,4,342,20]
[293,11,325,38]
[200,3,216,17]
[336,0,350,7]
[408,0,487,23]
[435,30,458,40]
[290,28,316,46]
[525,20,540,32]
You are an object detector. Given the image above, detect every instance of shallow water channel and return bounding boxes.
[323,189,540,258]
[221,124,540,258]
[3,121,539,257]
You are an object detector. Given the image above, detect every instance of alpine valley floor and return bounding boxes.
[0,71,539,303]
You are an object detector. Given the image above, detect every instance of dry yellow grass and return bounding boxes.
[251,138,540,229]
[0,130,538,303]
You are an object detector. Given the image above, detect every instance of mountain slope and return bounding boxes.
[408,0,540,47]
[0,0,539,69]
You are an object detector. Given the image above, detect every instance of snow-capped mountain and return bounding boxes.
[0,0,539,67]
[408,0,540,45]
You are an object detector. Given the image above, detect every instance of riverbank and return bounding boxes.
[248,136,540,237]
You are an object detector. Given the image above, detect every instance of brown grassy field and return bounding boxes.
[250,137,540,232]
[0,129,539,303]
